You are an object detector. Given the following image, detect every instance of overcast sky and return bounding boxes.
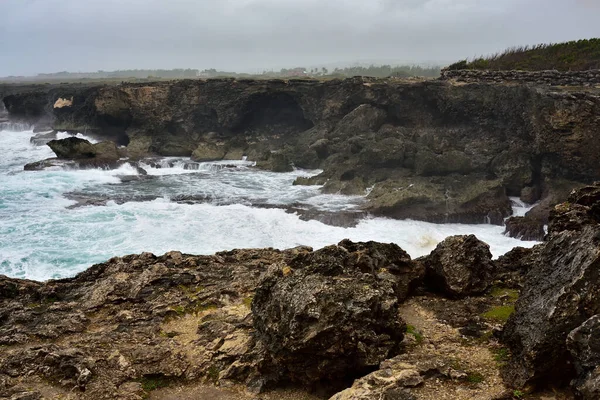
[0,0,599,76]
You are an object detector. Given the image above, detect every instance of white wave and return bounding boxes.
[0,200,536,281]
[509,196,537,217]
[0,122,32,132]
[56,131,99,144]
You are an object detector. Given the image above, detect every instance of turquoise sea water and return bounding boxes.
[0,127,538,281]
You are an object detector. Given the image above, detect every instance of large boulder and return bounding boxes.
[252,240,423,388]
[48,137,95,159]
[567,315,600,399]
[502,184,600,388]
[46,137,120,167]
[420,235,495,297]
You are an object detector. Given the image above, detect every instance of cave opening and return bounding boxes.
[233,93,313,136]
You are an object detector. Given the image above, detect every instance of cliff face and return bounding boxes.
[3,77,600,224]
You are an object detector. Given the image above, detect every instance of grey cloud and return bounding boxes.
[0,0,598,76]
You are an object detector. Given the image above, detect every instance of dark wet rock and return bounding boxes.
[48,137,96,159]
[502,184,600,389]
[420,235,496,297]
[524,179,586,228]
[503,216,545,241]
[252,240,422,389]
[23,158,63,171]
[567,315,600,399]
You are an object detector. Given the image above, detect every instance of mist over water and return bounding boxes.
[0,128,538,281]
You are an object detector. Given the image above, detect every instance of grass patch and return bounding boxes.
[242,296,253,309]
[513,389,525,398]
[466,372,485,384]
[446,38,600,71]
[207,365,220,382]
[493,347,510,363]
[406,325,424,344]
[489,287,519,302]
[170,305,186,316]
[482,305,515,323]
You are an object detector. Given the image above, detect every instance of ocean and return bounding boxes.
[0,126,537,281]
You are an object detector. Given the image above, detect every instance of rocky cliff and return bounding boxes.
[3,77,600,226]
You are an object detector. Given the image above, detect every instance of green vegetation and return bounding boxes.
[139,375,172,392]
[170,305,186,316]
[447,38,600,71]
[513,389,525,398]
[406,324,424,344]
[482,305,515,322]
[493,347,510,365]
[489,286,519,302]
[2,64,441,84]
[466,372,485,384]
[207,365,220,382]
[242,296,253,309]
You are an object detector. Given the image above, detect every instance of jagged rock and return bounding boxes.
[252,240,422,388]
[548,184,600,235]
[420,235,495,297]
[502,184,600,388]
[568,315,600,399]
[503,216,545,241]
[329,353,473,400]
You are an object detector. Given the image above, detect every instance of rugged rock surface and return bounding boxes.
[419,235,496,297]
[502,183,600,389]
[252,241,422,389]
[4,78,600,225]
[567,315,600,399]
[494,246,540,288]
[0,240,424,399]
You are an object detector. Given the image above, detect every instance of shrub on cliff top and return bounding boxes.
[447,38,600,71]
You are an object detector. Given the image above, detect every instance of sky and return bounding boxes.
[0,0,599,76]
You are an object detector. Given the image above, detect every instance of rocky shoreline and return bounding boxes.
[3,77,600,233]
[2,182,600,399]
